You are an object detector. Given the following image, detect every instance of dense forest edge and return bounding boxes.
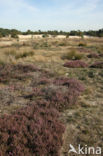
[0,28,103,38]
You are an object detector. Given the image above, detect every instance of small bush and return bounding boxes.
[63,60,88,68]
[42,34,49,38]
[78,42,87,47]
[90,61,103,68]
[62,50,84,60]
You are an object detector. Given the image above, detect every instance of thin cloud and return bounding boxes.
[0,0,39,13]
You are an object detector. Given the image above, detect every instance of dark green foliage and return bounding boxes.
[78,43,87,47]
[0,28,103,37]
[0,28,21,37]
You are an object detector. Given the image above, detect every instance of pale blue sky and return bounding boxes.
[0,0,103,31]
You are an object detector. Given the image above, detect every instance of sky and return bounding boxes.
[0,0,103,31]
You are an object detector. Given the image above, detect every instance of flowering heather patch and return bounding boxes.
[23,76,85,111]
[0,64,39,83]
[0,63,85,155]
[63,60,88,68]
[0,103,65,156]
[90,61,103,68]
[53,78,85,109]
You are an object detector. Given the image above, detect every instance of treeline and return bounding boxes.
[0,28,103,38]
[0,28,21,38]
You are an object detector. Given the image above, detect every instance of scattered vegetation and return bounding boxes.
[0,36,103,156]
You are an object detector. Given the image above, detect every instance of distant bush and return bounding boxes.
[78,42,87,47]
[11,32,18,39]
[42,34,49,38]
[90,61,103,68]
[62,50,84,60]
[63,60,88,68]
[87,53,99,58]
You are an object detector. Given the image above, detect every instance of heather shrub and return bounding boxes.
[0,103,65,156]
[24,77,84,111]
[43,78,85,111]
[90,61,103,68]
[63,60,88,68]
[62,50,84,60]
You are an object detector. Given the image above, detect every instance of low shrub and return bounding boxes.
[63,60,88,68]
[90,61,103,68]
[62,50,84,60]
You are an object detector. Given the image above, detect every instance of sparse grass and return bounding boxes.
[15,51,34,59]
[62,50,84,60]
